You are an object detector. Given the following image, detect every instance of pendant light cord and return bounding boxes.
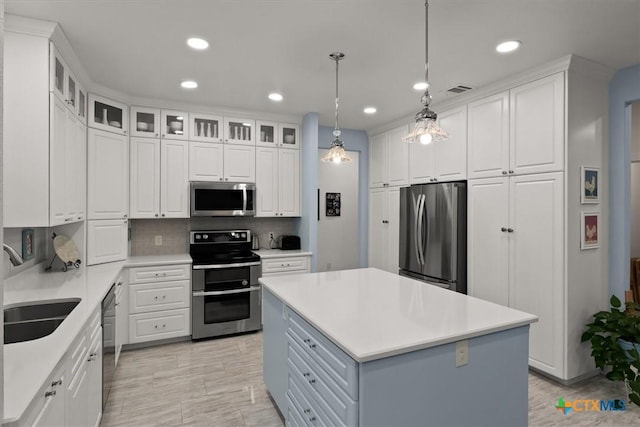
[424,0,429,85]
[334,54,340,132]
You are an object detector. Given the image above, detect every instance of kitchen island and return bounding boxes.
[261,268,538,427]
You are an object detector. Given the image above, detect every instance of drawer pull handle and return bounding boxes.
[303,409,311,414]
[303,372,310,377]
[309,379,316,384]
[45,391,56,398]
[303,338,310,343]
[310,343,317,349]
[309,416,317,422]
[51,379,62,387]
[163,324,166,328]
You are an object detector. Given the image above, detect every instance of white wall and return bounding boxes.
[317,149,359,272]
[630,103,640,257]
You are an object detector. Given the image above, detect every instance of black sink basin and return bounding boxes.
[3,298,81,344]
[4,318,67,344]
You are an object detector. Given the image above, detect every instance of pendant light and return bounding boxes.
[403,0,448,145]
[321,52,352,164]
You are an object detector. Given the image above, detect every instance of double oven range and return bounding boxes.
[190,230,262,340]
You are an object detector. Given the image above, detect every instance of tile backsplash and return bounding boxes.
[130,217,299,256]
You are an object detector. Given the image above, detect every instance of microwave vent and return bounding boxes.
[447,84,473,94]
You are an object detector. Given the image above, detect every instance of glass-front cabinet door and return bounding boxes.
[190,113,223,143]
[279,123,300,149]
[161,110,189,140]
[130,106,160,138]
[88,93,128,135]
[77,87,87,124]
[256,120,278,147]
[50,44,66,101]
[224,117,255,145]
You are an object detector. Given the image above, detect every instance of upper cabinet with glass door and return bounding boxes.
[256,120,278,147]
[224,117,255,145]
[88,93,128,135]
[49,44,87,124]
[130,106,160,138]
[161,110,189,141]
[278,123,300,149]
[190,113,223,143]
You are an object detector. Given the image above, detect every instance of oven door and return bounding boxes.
[191,265,262,339]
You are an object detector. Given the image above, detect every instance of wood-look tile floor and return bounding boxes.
[101,332,639,427]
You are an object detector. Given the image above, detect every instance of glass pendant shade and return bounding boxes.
[321,131,352,164]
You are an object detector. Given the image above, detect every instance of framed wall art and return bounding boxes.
[325,192,341,217]
[580,212,600,250]
[581,166,600,204]
[22,228,35,261]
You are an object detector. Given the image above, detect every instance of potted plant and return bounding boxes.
[581,295,640,406]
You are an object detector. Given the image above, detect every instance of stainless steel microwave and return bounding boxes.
[190,182,255,217]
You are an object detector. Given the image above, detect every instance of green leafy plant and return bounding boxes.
[581,295,640,406]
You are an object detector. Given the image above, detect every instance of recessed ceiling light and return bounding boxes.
[496,40,522,54]
[181,80,198,89]
[413,82,429,91]
[268,92,283,101]
[186,37,209,50]
[364,107,377,114]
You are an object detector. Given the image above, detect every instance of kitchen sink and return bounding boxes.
[4,298,81,344]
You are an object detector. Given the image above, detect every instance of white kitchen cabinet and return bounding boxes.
[409,105,467,184]
[467,92,510,179]
[88,128,129,220]
[25,362,66,427]
[224,116,255,145]
[189,142,224,181]
[127,264,192,344]
[224,144,256,182]
[86,327,103,427]
[256,120,278,147]
[256,147,301,217]
[261,255,310,276]
[160,109,189,140]
[130,138,160,218]
[87,219,128,265]
[130,106,160,138]
[190,112,223,142]
[3,32,87,228]
[368,187,400,273]
[278,123,300,149]
[131,138,189,218]
[88,93,128,135]
[468,172,564,377]
[467,73,564,179]
[368,125,409,188]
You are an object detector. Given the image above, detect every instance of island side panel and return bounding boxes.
[262,288,288,414]
[358,326,530,427]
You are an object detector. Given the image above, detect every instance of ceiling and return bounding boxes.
[5,0,640,131]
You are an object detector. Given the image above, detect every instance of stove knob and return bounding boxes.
[241,233,246,239]
[242,280,248,286]
[195,235,201,240]
[203,234,208,239]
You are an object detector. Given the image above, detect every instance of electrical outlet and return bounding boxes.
[268,232,275,241]
[455,340,468,367]
[155,235,163,246]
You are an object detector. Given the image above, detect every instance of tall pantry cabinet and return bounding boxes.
[466,57,610,381]
[3,28,87,228]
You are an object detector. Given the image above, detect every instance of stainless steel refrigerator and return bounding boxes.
[399,182,467,293]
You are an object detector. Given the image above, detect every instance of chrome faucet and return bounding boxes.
[3,244,24,266]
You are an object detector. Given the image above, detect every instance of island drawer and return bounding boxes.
[287,309,358,400]
[128,280,190,314]
[128,264,190,284]
[262,256,309,275]
[286,395,308,427]
[287,372,332,427]
[288,335,357,426]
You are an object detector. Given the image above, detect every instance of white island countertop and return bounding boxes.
[260,268,538,363]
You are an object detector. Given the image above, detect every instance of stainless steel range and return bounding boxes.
[190,230,262,340]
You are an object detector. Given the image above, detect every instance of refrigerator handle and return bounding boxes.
[422,194,428,265]
[414,194,421,265]
[417,194,426,265]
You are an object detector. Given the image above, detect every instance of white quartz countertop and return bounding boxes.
[3,254,191,424]
[252,249,312,258]
[260,268,538,363]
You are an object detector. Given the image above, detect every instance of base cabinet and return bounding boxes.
[127,264,191,344]
[23,362,66,427]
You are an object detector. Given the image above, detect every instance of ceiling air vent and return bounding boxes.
[447,84,473,94]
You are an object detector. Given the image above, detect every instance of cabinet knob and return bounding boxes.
[124,130,128,134]
[162,134,166,138]
[51,379,62,388]
[45,391,56,398]
[502,171,508,175]
[155,213,159,217]
[124,214,128,218]
[309,379,316,384]
[310,343,317,349]
[303,338,311,343]
[507,228,514,233]
[155,133,159,137]
[303,409,311,414]
[501,227,507,232]
[78,216,82,220]
[219,178,223,181]
[225,178,229,181]
[509,170,514,174]
[161,213,166,217]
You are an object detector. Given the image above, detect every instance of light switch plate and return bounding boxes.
[456,340,468,367]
